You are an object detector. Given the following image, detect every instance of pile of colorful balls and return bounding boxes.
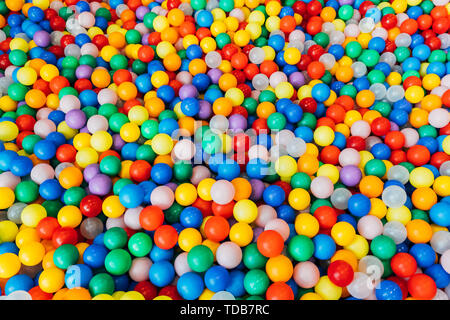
[0,0,449,301]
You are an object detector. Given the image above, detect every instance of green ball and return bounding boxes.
[339,85,357,98]
[158,110,177,121]
[420,0,434,14]
[15,181,38,203]
[258,90,276,103]
[399,162,415,173]
[428,50,446,63]
[59,87,78,98]
[103,227,128,250]
[42,200,63,218]
[9,49,28,66]
[267,112,286,131]
[358,49,380,67]
[345,41,362,59]
[394,47,410,63]
[411,209,430,223]
[53,244,79,270]
[364,159,386,178]
[63,187,86,206]
[290,172,311,190]
[81,106,97,119]
[105,249,132,276]
[191,0,207,10]
[0,2,8,15]
[338,5,353,20]
[372,101,391,117]
[16,104,37,117]
[310,199,333,214]
[367,70,386,84]
[141,119,159,139]
[128,232,153,257]
[418,125,437,138]
[59,7,74,20]
[219,0,234,12]
[164,203,183,224]
[254,37,268,48]
[244,269,270,296]
[288,235,314,262]
[216,33,231,49]
[95,7,111,21]
[136,145,156,163]
[242,97,258,115]
[109,113,129,133]
[321,70,332,84]
[21,135,42,154]
[132,59,147,75]
[100,155,122,176]
[62,56,79,69]
[110,55,128,70]
[402,70,420,82]
[202,133,222,154]
[313,32,329,48]
[8,83,28,101]
[381,259,393,278]
[298,113,317,130]
[113,178,134,195]
[187,245,214,273]
[98,103,118,119]
[125,29,141,44]
[243,243,268,269]
[173,161,193,182]
[370,235,396,260]
[79,55,97,68]
[89,273,115,296]
[381,7,395,15]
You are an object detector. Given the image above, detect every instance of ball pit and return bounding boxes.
[0,0,448,302]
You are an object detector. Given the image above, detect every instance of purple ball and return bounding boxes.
[142,34,150,46]
[80,126,90,134]
[89,174,112,196]
[289,72,306,88]
[198,100,212,120]
[228,114,247,132]
[83,164,100,183]
[179,84,198,99]
[165,182,178,192]
[65,109,87,129]
[339,165,362,187]
[249,178,265,201]
[75,65,93,79]
[112,134,126,151]
[390,121,399,131]
[207,68,223,84]
[136,6,150,20]
[339,0,354,5]
[252,227,264,242]
[33,30,51,47]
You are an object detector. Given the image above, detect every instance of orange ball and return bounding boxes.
[231,178,252,201]
[204,216,230,242]
[359,175,384,198]
[117,81,138,101]
[59,166,83,189]
[257,230,284,258]
[163,52,182,71]
[406,219,433,244]
[411,187,437,211]
[212,97,233,116]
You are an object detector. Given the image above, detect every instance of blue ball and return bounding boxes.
[39,179,64,201]
[410,34,424,49]
[196,10,213,28]
[181,97,200,116]
[149,261,175,287]
[83,244,108,269]
[284,104,303,123]
[368,37,385,53]
[186,44,203,60]
[147,60,165,75]
[136,74,152,93]
[256,134,272,149]
[28,6,45,22]
[46,132,66,147]
[328,44,344,60]
[10,156,33,177]
[225,270,246,297]
[113,274,130,292]
[5,274,34,295]
[332,132,346,150]
[0,242,19,255]
[47,109,65,126]
[429,202,450,227]
[192,73,210,92]
[218,160,241,181]
[336,213,357,230]
[417,136,438,154]
[375,280,403,300]
[424,264,450,289]
[389,109,409,126]
[393,98,412,113]
[409,243,436,269]
[427,62,446,78]
[150,246,174,262]
[371,143,391,160]
[246,158,268,179]
[402,57,421,71]
[79,90,98,107]
[158,118,179,135]
[119,184,144,208]
[180,207,203,228]
[157,85,175,103]
[33,140,56,160]
[276,205,296,223]
[354,77,370,91]
[0,150,19,171]
[294,126,313,143]
[204,87,223,103]
[311,83,330,102]
[276,98,293,114]
[347,193,371,217]
[121,143,139,161]
[268,34,285,52]
[204,265,230,292]
[313,234,336,260]
[263,185,285,207]
[412,44,431,61]
[65,264,93,289]
[177,272,204,300]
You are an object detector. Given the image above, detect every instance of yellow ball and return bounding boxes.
[57,206,83,228]
[76,147,99,168]
[225,88,245,106]
[15,227,40,249]
[386,206,412,225]
[93,294,115,300]
[151,133,173,155]
[344,235,369,259]
[295,213,319,238]
[175,183,197,206]
[316,164,340,184]
[17,67,37,86]
[197,178,215,201]
[284,47,301,65]
[90,131,113,152]
[0,121,19,142]
[120,122,141,143]
[266,1,282,16]
[39,267,65,293]
[315,276,342,300]
[229,222,253,247]
[233,30,250,47]
[392,0,407,13]
[178,228,202,252]
[409,167,434,188]
[289,188,311,211]
[422,74,440,91]
[19,241,46,266]
[233,199,258,223]
[120,291,145,300]
[0,220,19,243]
[275,155,297,177]
[442,135,450,155]
[405,86,425,104]
[369,198,387,219]
[21,204,47,228]
[301,292,324,300]
[331,221,356,246]
[0,253,21,278]
[275,82,294,99]
[433,176,450,197]
[266,254,293,282]
[0,187,15,210]
[314,126,335,147]
[128,106,149,125]
[102,195,125,218]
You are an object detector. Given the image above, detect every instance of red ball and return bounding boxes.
[391,253,417,278]
[211,200,235,219]
[52,227,78,248]
[29,286,53,300]
[390,150,407,165]
[158,285,182,300]
[299,97,317,113]
[371,117,391,136]
[192,197,212,218]
[36,217,60,240]
[15,114,36,131]
[80,195,102,218]
[430,152,450,169]
[56,144,77,163]
[134,281,158,300]
[204,216,230,242]
[327,260,354,287]
[233,133,250,152]
[313,206,337,229]
[140,206,165,231]
[407,274,437,300]
[266,282,294,300]
[153,225,178,250]
[129,160,152,183]
[406,145,430,166]
[384,131,405,150]
[346,135,366,151]
[257,230,284,258]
